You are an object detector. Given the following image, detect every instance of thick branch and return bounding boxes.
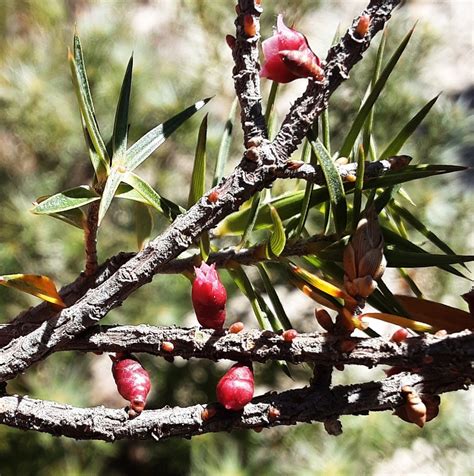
[0,367,471,442]
[233,0,267,143]
[0,0,402,382]
[0,326,469,369]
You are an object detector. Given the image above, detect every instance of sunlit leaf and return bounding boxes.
[98,166,125,225]
[188,114,208,208]
[360,312,433,332]
[394,294,474,333]
[122,172,184,221]
[112,55,133,161]
[215,164,463,237]
[267,206,286,257]
[69,35,109,179]
[362,28,386,160]
[213,98,237,187]
[257,263,293,330]
[310,138,347,235]
[0,274,66,307]
[32,186,99,215]
[391,202,461,260]
[379,94,440,160]
[126,98,211,172]
[339,26,415,157]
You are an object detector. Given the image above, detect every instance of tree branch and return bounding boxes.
[0,367,471,442]
[0,0,403,383]
[0,326,470,369]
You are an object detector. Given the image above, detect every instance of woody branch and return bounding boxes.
[0,0,403,383]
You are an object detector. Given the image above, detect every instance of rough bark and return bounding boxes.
[0,367,471,442]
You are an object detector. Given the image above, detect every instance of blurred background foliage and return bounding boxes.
[0,0,472,475]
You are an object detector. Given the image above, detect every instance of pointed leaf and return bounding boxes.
[126,98,211,172]
[98,166,125,225]
[69,37,109,179]
[391,202,460,259]
[239,193,263,248]
[360,312,433,332]
[362,29,386,159]
[32,186,99,215]
[352,145,366,230]
[339,26,415,157]
[213,98,237,187]
[267,206,286,257]
[257,263,293,330]
[45,208,86,230]
[0,274,66,307]
[394,294,473,333]
[385,249,474,268]
[112,55,133,161]
[134,202,153,251]
[310,138,347,235]
[188,114,208,208]
[122,172,184,221]
[379,94,440,160]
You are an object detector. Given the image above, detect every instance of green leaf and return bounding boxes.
[239,193,263,248]
[0,274,66,307]
[339,26,415,158]
[112,55,133,162]
[310,137,347,235]
[295,129,318,238]
[122,172,184,221]
[265,81,279,138]
[46,208,86,230]
[215,164,464,237]
[352,145,366,230]
[32,186,99,215]
[126,98,211,172]
[227,266,269,329]
[390,201,461,260]
[362,28,386,160]
[385,249,474,268]
[257,263,293,330]
[379,94,440,160]
[134,202,153,251]
[188,114,208,208]
[213,98,237,187]
[267,206,286,257]
[69,36,109,179]
[98,166,125,225]
[382,226,468,279]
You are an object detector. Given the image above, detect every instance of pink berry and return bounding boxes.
[192,262,227,329]
[390,328,409,343]
[216,363,254,411]
[111,354,151,414]
[260,15,321,84]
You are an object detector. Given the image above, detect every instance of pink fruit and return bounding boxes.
[111,353,151,414]
[216,363,254,411]
[192,262,227,329]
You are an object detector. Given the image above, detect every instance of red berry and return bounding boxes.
[216,363,254,411]
[282,329,298,342]
[111,354,151,415]
[390,328,409,343]
[192,262,227,329]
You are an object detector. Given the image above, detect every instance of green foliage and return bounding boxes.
[0,1,472,474]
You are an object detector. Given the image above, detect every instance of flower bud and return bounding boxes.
[192,262,227,329]
[111,353,151,415]
[390,328,409,343]
[343,207,386,299]
[216,363,254,411]
[282,329,298,342]
[260,15,321,83]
